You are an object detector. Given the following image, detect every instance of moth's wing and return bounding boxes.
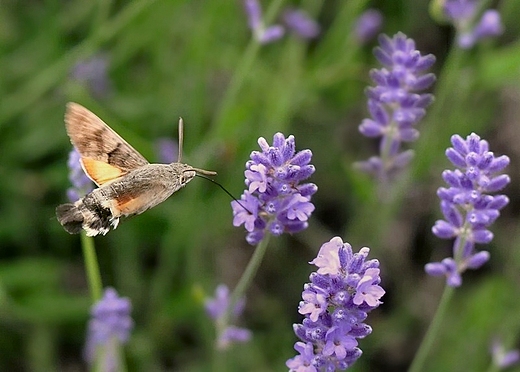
[111,183,173,218]
[65,102,149,186]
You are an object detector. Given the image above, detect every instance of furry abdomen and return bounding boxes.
[56,192,115,236]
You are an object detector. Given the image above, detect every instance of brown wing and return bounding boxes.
[65,102,149,186]
[110,183,174,217]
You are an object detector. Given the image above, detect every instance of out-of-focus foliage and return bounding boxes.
[1,0,520,371]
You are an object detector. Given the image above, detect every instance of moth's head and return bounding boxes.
[178,164,217,186]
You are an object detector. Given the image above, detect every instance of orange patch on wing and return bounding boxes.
[114,195,149,215]
[81,158,125,186]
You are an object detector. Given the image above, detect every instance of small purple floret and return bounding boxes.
[283,8,320,39]
[443,1,504,49]
[491,338,520,369]
[243,0,285,44]
[232,133,317,245]
[354,9,383,44]
[427,133,510,286]
[287,237,384,371]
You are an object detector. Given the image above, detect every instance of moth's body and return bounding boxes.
[56,103,215,236]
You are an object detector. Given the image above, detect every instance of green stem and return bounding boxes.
[219,234,272,335]
[408,232,468,371]
[81,232,103,302]
[408,285,455,372]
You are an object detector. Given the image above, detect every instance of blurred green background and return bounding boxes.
[1,0,520,371]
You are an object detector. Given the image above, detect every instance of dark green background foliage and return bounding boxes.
[1,0,520,371]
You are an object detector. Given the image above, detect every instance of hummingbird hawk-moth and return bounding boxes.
[56,102,216,236]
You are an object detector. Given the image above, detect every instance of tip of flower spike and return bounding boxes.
[232,133,316,244]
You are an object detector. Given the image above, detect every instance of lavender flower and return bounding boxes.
[491,338,520,369]
[231,133,317,245]
[205,284,251,349]
[67,147,94,202]
[426,133,510,287]
[443,0,504,49]
[283,8,320,39]
[356,32,436,182]
[244,0,284,44]
[354,9,383,44]
[84,288,134,370]
[287,237,384,371]
[71,54,111,97]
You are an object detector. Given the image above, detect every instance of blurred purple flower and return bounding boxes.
[491,338,520,370]
[244,0,285,44]
[155,138,179,163]
[231,133,317,245]
[84,288,134,370]
[205,284,251,349]
[71,54,111,97]
[287,237,384,371]
[443,0,477,21]
[283,8,320,39]
[458,9,504,48]
[354,9,383,44]
[426,133,510,287]
[443,1,503,49]
[67,147,94,202]
[356,32,436,182]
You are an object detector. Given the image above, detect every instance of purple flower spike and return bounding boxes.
[67,148,94,202]
[243,0,285,44]
[283,8,320,39]
[232,133,317,245]
[427,133,510,287]
[84,288,134,369]
[354,9,383,44]
[287,237,384,371]
[205,284,251,350]
[356,32,436,182]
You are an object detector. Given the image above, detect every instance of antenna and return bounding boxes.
[195,174,252,214]
[178,118,184,163]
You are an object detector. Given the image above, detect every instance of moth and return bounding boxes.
[56,102,216,236]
